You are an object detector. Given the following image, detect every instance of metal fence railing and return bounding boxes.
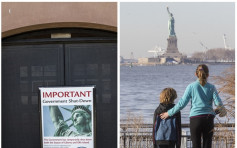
[120,123,235,148]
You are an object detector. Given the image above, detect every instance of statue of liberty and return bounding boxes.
[167,7,176,36]
[49,105,92,137]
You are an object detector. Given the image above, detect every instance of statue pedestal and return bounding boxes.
[163,36,182,58]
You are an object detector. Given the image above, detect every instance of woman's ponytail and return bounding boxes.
[196,64,209,86]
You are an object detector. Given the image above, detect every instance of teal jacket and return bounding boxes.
[168,80,223,117]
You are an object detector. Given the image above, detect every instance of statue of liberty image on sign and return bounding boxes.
[44,105,92,137]
[167,7,176,36]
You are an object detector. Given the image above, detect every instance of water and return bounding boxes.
[120,64,233,124]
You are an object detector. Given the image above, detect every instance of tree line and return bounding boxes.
[191,48,235,62]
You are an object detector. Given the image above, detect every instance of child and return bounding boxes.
[160,64,226,148]
[153,88,181,148]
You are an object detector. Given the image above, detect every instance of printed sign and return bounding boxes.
[39,86,95,148]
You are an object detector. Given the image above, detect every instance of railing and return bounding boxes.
[120,123,235,148]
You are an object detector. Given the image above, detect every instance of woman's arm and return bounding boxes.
[213,86,223,106]
[212,86,227,117]
[161,85,192,119]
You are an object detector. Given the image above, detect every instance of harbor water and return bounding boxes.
[120,64,234,124]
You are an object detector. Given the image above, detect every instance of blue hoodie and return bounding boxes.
[168,80,223,117]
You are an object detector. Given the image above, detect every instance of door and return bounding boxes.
[2,28,117,148]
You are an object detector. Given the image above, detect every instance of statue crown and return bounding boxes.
[72,105,91,116]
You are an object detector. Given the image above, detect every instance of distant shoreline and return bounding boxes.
[120,62,235,66]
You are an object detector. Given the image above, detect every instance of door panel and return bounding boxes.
[2,44,64,148]
[65,43,117,147]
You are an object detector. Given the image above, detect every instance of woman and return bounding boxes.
[160,64,226,148]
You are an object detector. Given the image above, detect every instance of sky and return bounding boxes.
[120,2,235,59]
